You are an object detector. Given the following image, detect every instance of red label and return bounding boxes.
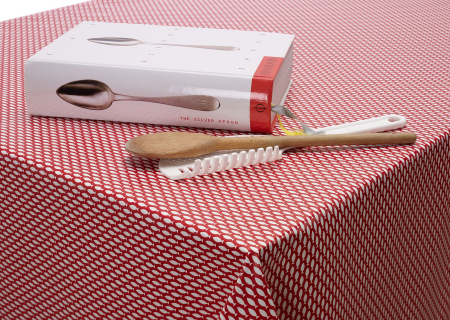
[250,56,284,133]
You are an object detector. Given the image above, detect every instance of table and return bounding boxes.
[1,0,449,319]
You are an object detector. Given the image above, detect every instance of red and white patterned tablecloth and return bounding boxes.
[1,0,449,319]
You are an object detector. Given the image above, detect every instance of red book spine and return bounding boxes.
[250,56,284,133]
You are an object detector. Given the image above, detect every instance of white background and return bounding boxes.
[0,0,86,22]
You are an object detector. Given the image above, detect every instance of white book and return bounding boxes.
[25,21,294,132]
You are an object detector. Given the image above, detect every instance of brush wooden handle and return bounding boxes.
[216,132,417,151]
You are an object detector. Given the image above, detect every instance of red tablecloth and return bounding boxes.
[1,0,449,319]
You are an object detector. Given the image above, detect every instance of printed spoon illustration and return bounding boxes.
[88,37,240,51]
[56,80,221,111]
[125,131,417,159]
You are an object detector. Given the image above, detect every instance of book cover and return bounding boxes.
[25,22,294,132]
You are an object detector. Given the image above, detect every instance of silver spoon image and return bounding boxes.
[88,37,240,51]
[56,80,221,111]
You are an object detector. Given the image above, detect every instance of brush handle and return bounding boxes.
[216,132,417,151]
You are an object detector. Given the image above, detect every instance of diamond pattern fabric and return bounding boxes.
[1,0,449,319]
